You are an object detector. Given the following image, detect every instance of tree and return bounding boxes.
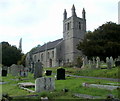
[17,54,26,66]
[77,22,120,60]
[2,42,23,66]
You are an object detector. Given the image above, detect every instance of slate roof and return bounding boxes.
[32,38,63,54]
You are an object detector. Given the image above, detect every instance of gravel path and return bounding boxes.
[66,74,120,82]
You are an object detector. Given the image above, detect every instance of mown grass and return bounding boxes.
[75,67,119,78]
[1,72,120,100]
[44,66,119,78]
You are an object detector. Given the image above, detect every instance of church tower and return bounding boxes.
[63,5,86,64]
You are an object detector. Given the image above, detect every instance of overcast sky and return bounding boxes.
[0,0,119,53]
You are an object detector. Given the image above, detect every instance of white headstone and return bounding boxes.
[110,56,114,67]
[85,56,88,65]
[81,57,85,68]
[88,60,92,68]
[96,57,100,68]
[92,57,96,69]
[106,57,109,63]
[106,57,112,69]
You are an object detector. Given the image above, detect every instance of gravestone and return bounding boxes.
[96,57,100,68]
[57,68,65,80]
[19,65,28,77]
[2,66,7,76]
[81,57,85,68]
[35,77,55,92]
[45,70,52,76]
[115,61,120,67]
[2,70,7,76]
[34,60,43,79]
[115,56,120,67]
[106,57,112,69]
[10,64,19,76]
[8,67,11,74]
[110,56,114,67]
[92,57,96,69]
[85,56,88,65]
[106,57,109,63]
[88,60,92,68]
[31,62,34,73]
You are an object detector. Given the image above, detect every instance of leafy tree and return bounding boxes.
[17,54,26,66]
[77,22,120,60]
[2,42,23,66]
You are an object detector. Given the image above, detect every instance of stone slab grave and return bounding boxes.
[18,82,35,93]
[18,82,35,88]
[0,82,8,85]
[82,83,120,90]
[18,77,55,93]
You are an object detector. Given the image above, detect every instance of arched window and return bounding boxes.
[41,53,43,61]
[52,51,54,58]
[34,55,36,62]
[69,22,71,29]
[48,52,50,59]
[67,23,69,30]
[79,22,81,29]
[65,24,67,31]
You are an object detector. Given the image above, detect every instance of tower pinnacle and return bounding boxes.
[63,9,67,20]
[71,4,77,16]
[82,8,86,19]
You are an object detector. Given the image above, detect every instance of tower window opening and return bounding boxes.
[79,22,81,29]
[52,51,54,58]
[67,23,69,30]
[41,53,43,61]
[48,52,50,59]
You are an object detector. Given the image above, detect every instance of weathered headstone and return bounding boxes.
[106,57,112,69]
[19,65,28,77]
[110,56,114,67]
[81,57,85,68]
[118,56,120,61]
[92,57,96,69]
[106,57,109,63]
[88,60,92,68]
[31,62,34,73]
[35,77,55,93]
[34,60,43,79]
[10,64,19,76]
[57,68,65,80]
[85,56,88,65]
[96,57,100,68]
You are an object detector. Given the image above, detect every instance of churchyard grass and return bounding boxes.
[44,66,119,78]
[1,71,120,100]
[74,67,119,78]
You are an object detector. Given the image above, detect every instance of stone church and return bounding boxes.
[26,5,86,67]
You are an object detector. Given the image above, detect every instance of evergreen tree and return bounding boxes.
[77,22,120,60]
[2,42,23,66]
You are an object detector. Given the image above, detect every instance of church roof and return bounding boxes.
[32,38,63,54]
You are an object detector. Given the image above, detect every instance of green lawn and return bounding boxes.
[44,66,119,78]
[1,71,120,100]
